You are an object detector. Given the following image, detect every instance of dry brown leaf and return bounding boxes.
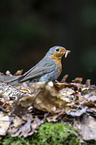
[72,77,83,84]
[0,112,10,135]
[61,74,68,83]
[74,115,96,140]
[85,79,91,86]
[5,70,12,76]
[14,70,23,76]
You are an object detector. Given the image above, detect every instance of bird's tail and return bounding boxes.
[0,73,21,85]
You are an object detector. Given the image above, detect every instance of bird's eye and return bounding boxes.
[56,48,60,52]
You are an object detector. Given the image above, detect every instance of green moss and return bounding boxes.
[1,122,80,145]
[1,134,30,145]
[31,122,79,145]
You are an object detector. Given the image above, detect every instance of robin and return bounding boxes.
[0,46,70,84]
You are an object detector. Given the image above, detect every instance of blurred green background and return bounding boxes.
[0,0,96,84]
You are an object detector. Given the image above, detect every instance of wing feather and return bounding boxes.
[0,74,20,83]
[20,57,56,82]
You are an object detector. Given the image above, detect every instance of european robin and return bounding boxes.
[0,46,70,84]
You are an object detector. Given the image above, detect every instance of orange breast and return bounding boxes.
[50,54,62,77]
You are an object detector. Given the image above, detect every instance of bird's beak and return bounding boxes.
[65,50,71,58]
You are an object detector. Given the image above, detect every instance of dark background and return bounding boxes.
[0,0,96,84]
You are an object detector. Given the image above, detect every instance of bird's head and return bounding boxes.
[46,46,70,59]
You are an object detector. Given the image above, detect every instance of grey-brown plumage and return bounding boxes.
[0,46,70,85]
